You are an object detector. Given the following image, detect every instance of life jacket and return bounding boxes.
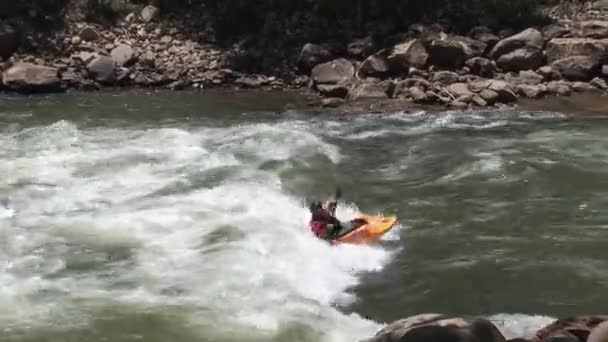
[309,203,337,238]
[309,220,328,238]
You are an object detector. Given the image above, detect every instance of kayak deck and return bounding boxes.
[331,213,397,245]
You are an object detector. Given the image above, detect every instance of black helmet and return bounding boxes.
[309,201,322,213]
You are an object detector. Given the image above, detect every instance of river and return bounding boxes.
[1,90,607,342]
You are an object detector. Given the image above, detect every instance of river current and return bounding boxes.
[1,91,607,342]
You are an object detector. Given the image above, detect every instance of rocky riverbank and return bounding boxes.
[1,2,608,110]
[363,314,608,342]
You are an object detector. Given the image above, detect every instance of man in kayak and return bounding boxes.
[309,200,342,241]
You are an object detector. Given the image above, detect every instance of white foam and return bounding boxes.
[0,119,391,341]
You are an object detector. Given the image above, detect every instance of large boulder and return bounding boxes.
[2,63,62,93]
[571,20,608,39]
[141,5,159,22]
[111,44,136,67]
[298,43,333,71]
[387,39,429,71]
[545,38,608,63]
[311,58,354,85]
[535,316,608,342]
[552,56,600,81]
[86,55,115,84]
[588,321,608,342]
[489,28,544,71]
[363,314,507,342]
[0,23,18,60]
[359,52,390,78]
[428,36,485,68]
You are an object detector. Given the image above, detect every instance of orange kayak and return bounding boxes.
[331,213,398,245]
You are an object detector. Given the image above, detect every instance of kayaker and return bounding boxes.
[308,200,342,240]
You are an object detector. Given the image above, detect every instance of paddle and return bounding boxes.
[334,187,342,202]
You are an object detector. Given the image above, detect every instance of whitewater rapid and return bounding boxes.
[0,105,574,341]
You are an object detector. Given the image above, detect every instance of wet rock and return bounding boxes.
[552,56,600,81]
[542,330,581,342]
[0,23,18,59]
[489,28,544,71]
[428,36,485,68]
[167,79,187,90]
[79,26,100,41]
[572,20,608,39]
[298,43,333,72]
[591,77,608,90]
[235,75,269,88]
[111,44,135,67]
[535,316,608,342]
[311,58,354,85]
[517,84,543,98]
[360,52,390,78]
[115,67,130,83]
[447,82,473,98]
[86,55,115,84]
[465,57,497,77]
[488,79,518,102]
[547,80,572,96]
[349,81,390,100]
[546,38,608,63]
[2,63,62,93]
[538,65,562,81]
[543,24,570,40]
[347,36,375,58]
[432,71,460,85]
[141,5,159,23]
[518,70,544,85]
[388,39,429,71]
[317,84,349,98]
[321,97,344,108]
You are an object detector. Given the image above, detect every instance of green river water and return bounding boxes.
[1,90,607,342]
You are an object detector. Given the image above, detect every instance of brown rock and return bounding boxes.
[518,70,544,85]
[432,71,460,85]
[2,63,62,93]
[349,81,390,100]
[465,57,497,77]
[447,82,473,98]
[547,81,572,96]
[311,58,354,85]
[546,38,608,63]
[517,84,543,98]
[588,321,608,342]
[489,28,544,71]
[552,56,600,81]
[388,39,429,71]
[428,35,485,68]
[538,66,562,81]
[572,21,608,39]
[480,89,500,104]
[79,26,100,41]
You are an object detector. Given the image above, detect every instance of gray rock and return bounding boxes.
[447,82,473,98]
[3,63,62,93]
[428,35,485,68]
[321,97,345,108]
[465,57,497,77]
[409,86,428,103]
[360,52,390,78]
[348,81,390,100]
[141,5,159,23]
[590,77,608,90]
[518,70,544,85]
[538,65,563,81]
[79,26,100,41]
[572,20,608,39]
[141,50,156,68]
[480,89,500,104]
[311,58,354,85]
[432,71,460,85]
[588,321,608,342]
[542,330,581,342]
[552,56,600,81]
[547,81,572,96]
[517,84,543,98]
[111,44,135,67]
[489,28,544,71]
[317,84,349,98]
[86,55,115,84]
[572,81,598,92]
[543,24,570,40]
[388,39,429,71]
[71,36,82,46]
